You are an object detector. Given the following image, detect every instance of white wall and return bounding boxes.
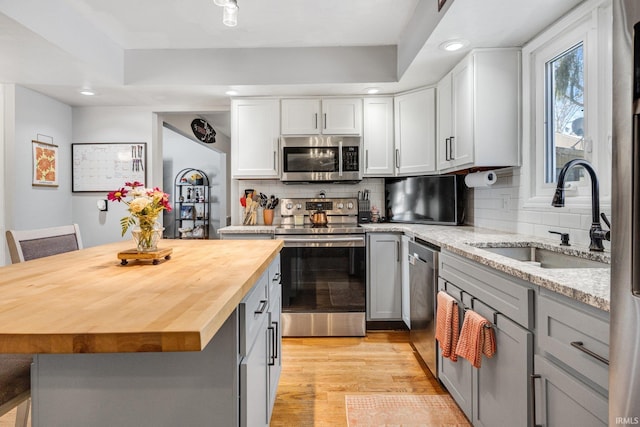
[2,85,74,264]
[71,107,156,248]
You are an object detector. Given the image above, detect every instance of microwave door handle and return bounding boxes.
[339,141,343,177]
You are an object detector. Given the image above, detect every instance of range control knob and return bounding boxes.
[296,203,303,210]
[286,202,293,209]
[337,202,344,209]
[347,202,354,210]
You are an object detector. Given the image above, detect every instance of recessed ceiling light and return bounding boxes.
[225,90,238,96]
[439,39,469,52]
[79,89,95,96]
[366,88,380,94]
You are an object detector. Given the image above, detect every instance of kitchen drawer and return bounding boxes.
[537,289,610,392]
[239,270,270,357]
[268,254,281,304]
[439,251,534,329]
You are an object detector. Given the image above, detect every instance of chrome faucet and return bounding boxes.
[551,159,610,251]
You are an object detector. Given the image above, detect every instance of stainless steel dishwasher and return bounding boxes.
[408,238,439,377]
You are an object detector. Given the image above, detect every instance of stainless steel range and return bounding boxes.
[275,197,366,337]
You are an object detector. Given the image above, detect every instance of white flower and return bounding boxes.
[129,187,148,198]
[129,197,151,213]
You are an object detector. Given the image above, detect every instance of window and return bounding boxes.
[545,43,585,184]
[524,0,612,207]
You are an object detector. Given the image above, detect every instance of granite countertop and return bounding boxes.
[360,223,610,312]
[218,223,611,311]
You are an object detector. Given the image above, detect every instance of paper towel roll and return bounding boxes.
[464,171,497,188]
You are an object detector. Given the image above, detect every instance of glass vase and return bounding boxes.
[131,220,163,252]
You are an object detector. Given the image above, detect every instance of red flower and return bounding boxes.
[107,187,128,202]
[125,181,143,188]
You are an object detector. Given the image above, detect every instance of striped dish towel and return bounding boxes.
[435,291,459,361]
[454,309,496,368]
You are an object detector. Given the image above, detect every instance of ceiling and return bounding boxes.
[0,0,585,108]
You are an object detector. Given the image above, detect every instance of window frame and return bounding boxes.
[522,0,611,209]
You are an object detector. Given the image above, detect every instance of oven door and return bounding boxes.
[277,234,366,336]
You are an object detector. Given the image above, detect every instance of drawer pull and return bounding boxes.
[570,341,609,365]
[268,326,276,366]
[254,300,268,315]
[530,374,542,427]
[272,272,281,283]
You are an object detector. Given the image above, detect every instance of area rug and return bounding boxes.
[345,394,470,427]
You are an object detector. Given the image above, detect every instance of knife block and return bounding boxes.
[358,200,371,223]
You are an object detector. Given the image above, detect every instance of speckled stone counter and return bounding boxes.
[218,223,611,311]
[360,223,611,312]
[218,225,278,235]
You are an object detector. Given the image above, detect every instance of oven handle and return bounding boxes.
[277,236,366,247]
[339,140,343,177]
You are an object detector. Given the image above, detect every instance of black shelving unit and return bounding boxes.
[174,168,210,239]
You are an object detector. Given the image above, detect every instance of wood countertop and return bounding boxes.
[0,239,283,354]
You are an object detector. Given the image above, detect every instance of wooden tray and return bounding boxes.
[117,248,173,265]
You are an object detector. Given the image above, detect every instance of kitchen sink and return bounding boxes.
[474,244,610,269]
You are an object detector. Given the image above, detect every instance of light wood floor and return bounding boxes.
[270,330,447,427]
[0,331,446,427]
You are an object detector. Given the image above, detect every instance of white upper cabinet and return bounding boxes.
[280,99,321,134]
[363,97,395,176]
[394,88,437,175]
[437,49,521,172]
[231,99,280,179]
[281,98,362,135]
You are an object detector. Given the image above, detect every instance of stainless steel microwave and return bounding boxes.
[280,136,362,182]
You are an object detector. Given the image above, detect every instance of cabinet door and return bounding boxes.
[401,235,411,328]
[240,314,269,427]
[322,98,362,135]
[394,88,436,175]
[281,99,321,135]
[267,286,282,420]
[367,233,401,320]
[436,73,454,171]
[472,309,533,427]
[451,57,474,168]
[533,355,608,427]
[232,99,280,178]
[437,278,473,420]
[363,97,395,176]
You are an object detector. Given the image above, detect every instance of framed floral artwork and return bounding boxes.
[32,140,59,187]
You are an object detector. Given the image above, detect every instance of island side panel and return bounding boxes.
[31,310,239,427]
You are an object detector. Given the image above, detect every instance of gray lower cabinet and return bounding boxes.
[438,251,534,426]
[533,289,609,426]
[239,255,282,427]
[367,233,402,320]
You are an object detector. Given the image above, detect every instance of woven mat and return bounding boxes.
[345,394,470,427]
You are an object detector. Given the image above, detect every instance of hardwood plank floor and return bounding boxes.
[270,331,447,427]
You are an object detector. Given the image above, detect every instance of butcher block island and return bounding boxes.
[0,239,283,427]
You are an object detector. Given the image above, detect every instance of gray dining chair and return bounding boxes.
[3,224,83,426]
[6,223,83,264]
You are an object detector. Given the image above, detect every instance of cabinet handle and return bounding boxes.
[272,320,279,359]
[273,151,277,170]
[365,150,369,169]
[395,148,400,169]
[324,113,327,130]
[314,113,318,130]
[445,138,450,161]
[397,241,400,263]
[530,374,542,427]
[449,136,455,160]
[570,341,609,365]
[272,272,281,283]
[254,300,268,315]
[268,325,276,366]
